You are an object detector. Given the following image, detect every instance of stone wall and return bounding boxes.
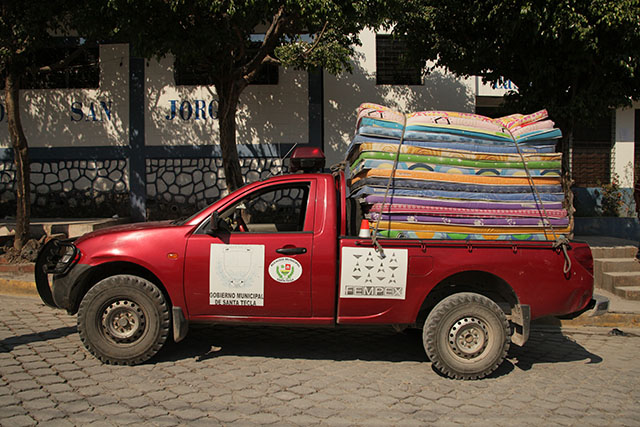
[0,156,283,220]
[146,157,283,220]
[1,159,130,218]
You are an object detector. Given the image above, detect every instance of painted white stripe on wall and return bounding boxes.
[614,104,638,187]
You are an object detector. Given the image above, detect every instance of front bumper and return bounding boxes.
[35,239,85,312]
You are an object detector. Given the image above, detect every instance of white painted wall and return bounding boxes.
[0,44,130,148]
[475,76,518,97]
[613,101,639,187]
[0,43,309,150]
[323,28,476,168]
[145,55,308,147]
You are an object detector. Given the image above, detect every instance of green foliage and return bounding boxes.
[596,174,623,217]
[83,0,391,82]
[275,31,356,75]
[0,1,73,73]
[392,0,640,130]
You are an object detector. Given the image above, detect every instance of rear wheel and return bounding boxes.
[423,292,510,380]
[77,275,170,365]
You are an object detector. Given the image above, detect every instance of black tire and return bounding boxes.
[77,275,170,365]
[423,292,510,380]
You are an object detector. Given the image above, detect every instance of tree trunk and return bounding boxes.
[5,71,30,251]
[216,80,245,193]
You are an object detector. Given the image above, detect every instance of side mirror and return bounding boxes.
[207,211,220,233]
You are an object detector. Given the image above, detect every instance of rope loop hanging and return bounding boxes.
[506,127,572,273]
[371,112,408,259]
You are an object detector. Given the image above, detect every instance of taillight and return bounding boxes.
[572,245,593,275]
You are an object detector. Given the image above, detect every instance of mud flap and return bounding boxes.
[509,304,530,347]
[172,306,189,343]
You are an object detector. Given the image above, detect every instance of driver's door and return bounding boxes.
[184,180,315,318]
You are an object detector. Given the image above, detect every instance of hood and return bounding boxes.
[74,220,176,244]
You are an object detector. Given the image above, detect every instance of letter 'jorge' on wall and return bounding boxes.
[165,99,218,121]
[70,100,113,122]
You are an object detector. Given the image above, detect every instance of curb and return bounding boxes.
[533,313,640,329]
[0,263,37,297]
[0,263,35,274]
[0,278,39,297]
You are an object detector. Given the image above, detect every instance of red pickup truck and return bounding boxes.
[35,149,607,379]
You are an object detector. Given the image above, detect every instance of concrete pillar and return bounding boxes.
[614,106,636,188]
[129,55,146,222]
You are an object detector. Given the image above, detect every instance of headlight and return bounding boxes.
[44,240,80,275]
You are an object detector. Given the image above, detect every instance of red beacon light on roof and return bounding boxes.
[289,147,326,173]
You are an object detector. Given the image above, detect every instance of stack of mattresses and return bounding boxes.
[346,103,571,241]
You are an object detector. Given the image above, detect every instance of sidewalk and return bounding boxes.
[0,217,127,239]
[574,234,639,249]
[563,234,640,326]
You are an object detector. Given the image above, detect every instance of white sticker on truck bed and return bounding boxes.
[210,244,265,306]
[340,247,408,300]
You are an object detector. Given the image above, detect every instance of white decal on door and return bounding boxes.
[210,244,264,306]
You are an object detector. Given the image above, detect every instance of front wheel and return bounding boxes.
[77,275,170,365]
[423,292,510,380]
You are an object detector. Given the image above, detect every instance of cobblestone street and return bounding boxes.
[0,294,639,426]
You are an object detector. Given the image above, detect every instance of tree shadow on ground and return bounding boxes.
[0,326,77,352]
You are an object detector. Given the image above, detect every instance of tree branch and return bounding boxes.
[231,22,246,61]
[239,4,291,80]
[302,21,328,57]
[36,46,86,73]
[263,55,281,64]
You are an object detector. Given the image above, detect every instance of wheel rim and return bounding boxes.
[101,300,146,343]
[448,316,489,359]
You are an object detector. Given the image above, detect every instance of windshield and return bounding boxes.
[170,203,212,226]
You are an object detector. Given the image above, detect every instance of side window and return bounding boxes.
[220,184,310,233]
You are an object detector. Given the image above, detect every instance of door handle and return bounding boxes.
[276,247,307,255]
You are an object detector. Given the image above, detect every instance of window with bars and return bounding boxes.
[572,114,613,187]
[174,43,279,86]
[477,97,614,188]
[474,101,518,120]
[375,35,422,86]
[15,40,100,89]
